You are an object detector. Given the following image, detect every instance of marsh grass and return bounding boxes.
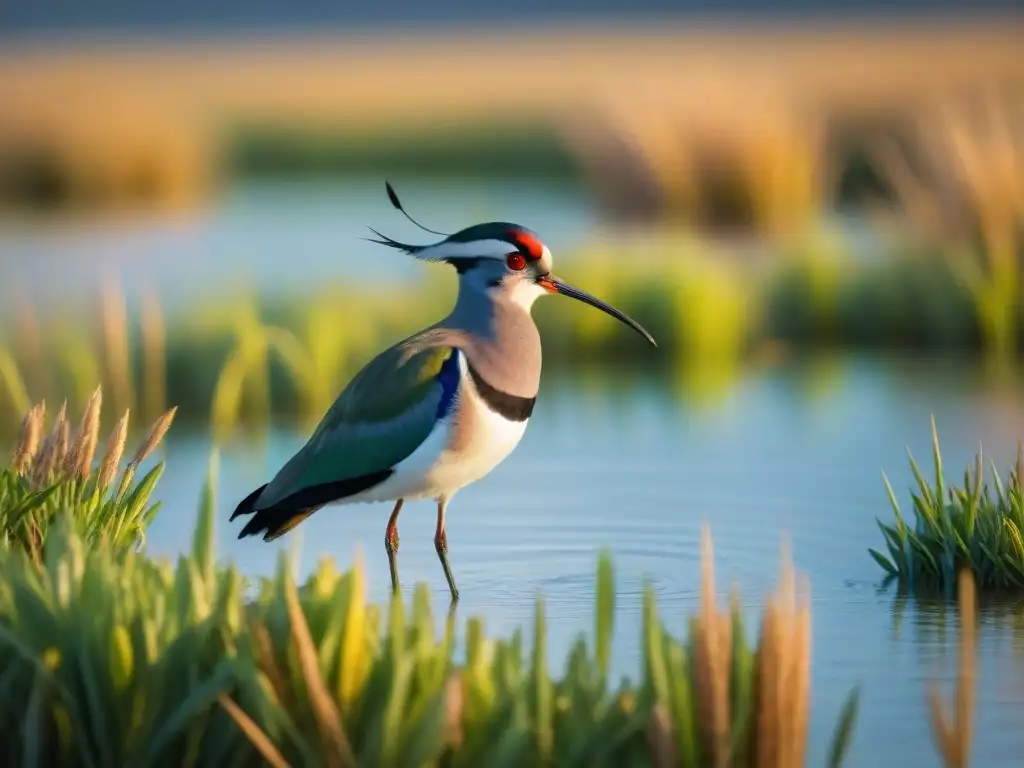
[0,455,863,767]
[871,418,1024,592]
[220,526,857,768]
[0,234,1019,442]
[1,388,177,563]
[0,393,864,767]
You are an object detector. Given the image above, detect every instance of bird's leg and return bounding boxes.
[434,498,459,601]
[384,499,404,594]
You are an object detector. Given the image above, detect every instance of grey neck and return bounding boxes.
[442,287,543,399]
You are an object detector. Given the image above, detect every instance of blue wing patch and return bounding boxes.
[435,348,461,419]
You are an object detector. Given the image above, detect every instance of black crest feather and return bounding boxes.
[365,180,454,257]
[384,180,450,237]
[364,228,424,255]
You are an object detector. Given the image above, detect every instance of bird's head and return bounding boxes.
[368,182,657,348]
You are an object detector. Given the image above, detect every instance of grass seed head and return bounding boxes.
[65,387,103,480]
[9,401,45,475]
[98,410,130,490]
[52,400,69,470]
[695,523,733,766]
[132,406,177,466]
[28,400,67,487]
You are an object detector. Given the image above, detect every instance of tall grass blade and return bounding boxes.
[826,685,861,768]
[218,693,293,768]
[283,564,354,768]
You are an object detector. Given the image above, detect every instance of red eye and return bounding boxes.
[506,252,527,271]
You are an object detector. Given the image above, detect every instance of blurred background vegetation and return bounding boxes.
[1,15,1022,439]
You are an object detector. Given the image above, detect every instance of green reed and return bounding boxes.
[871,417,1024,592]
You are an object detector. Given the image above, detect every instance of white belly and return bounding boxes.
[342,357,529,504]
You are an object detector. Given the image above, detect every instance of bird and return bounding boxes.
[230,181,657,601]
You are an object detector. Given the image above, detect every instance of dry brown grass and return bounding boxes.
[98,409,130,490]
[683,527,813,768]
[751,538,812,768]
[694,525,738,765]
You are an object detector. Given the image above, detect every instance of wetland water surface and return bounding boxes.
[5,179,1024,764]
[148,356,1024,767]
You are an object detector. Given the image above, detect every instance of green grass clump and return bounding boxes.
[2,390,176,563]
[870,418,1024,592]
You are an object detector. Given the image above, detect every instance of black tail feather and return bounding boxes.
[231,469,394,543]
[230,484,267,521]
[238,504,324,542]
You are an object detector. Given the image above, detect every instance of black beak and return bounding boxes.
[538,275,657,347]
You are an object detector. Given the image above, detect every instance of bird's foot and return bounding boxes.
[434,533,459,601]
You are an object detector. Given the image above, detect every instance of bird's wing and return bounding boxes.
[256,338,460,509]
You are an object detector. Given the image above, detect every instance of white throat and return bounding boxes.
[507,280,547,310]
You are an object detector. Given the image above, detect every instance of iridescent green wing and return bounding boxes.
[257,342,455,508]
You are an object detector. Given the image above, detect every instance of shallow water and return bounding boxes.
[147,355,1024,767]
